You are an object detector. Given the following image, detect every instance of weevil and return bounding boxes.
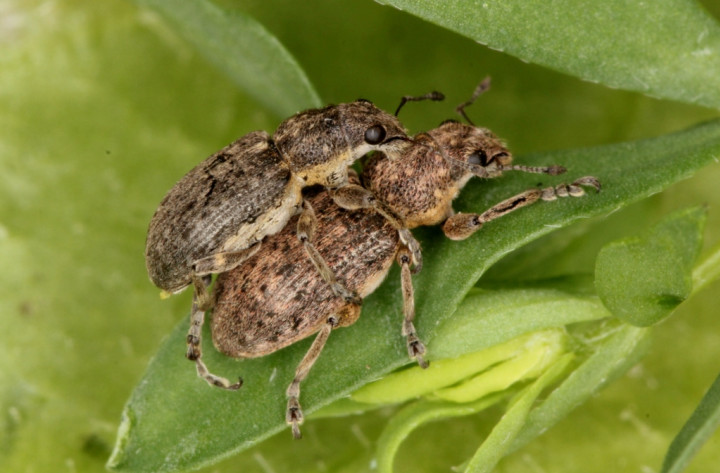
[364,78,599,241]
[145,99,423,389]
[212,175,399,439]
[209,80,600,438]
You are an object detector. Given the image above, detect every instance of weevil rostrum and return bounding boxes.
[145,100,421,390]
[209,84,601,438]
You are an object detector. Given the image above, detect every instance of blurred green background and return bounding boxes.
[1,0,719,472]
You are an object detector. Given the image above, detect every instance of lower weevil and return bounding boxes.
[212,176,401,439]
[208,79,600,438]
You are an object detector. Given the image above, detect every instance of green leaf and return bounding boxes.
[460,323,651,472]
[464,354,575,473]
[109,120,720,472]
[509,321,652,452]
[429,281,606,360]
[692,240,720,294]
[370,329,568,473]
[367,309,650,473]
[662,373,720,473]
[432,330,565,403]
[375,394,508,473]
[376,0,720,109]
[595,207,706,326]
[133,0,321,116]
[352,329,567,405]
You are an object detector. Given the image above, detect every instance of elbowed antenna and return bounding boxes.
[455,76,492,126]
[499,164,567,175]
[395,90,445,117]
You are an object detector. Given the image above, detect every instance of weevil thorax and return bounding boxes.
[363,120,511,229]
[273,100,409,188]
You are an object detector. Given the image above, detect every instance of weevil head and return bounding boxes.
[428,120,512,178]
[362,120,512,229]
[339,99,410,155]
[274,100,409,188]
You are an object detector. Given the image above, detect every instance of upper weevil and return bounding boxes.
[145,100,413,389]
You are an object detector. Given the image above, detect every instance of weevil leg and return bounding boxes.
[297,199,362,305]
[398,228,423,274]
[192,243,262,277]
[330,184,423,273]
[186,274,243,390]
[397,247,429,369]
[286,315,339,439]
[442,176,601,240]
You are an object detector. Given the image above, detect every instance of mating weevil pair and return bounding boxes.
[144,79,600,438]
[145,98,423,389]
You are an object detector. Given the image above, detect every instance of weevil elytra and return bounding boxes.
[211,175,404,439]
[209,81,600,438]
[145,100,414,389]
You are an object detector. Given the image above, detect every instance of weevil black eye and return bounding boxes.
[468,149,489,166]
[364,125,387,145]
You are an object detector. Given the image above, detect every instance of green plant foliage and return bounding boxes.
[108,121,720,472]
[662,373,720,473]
[378,0,720,109]
[463,353,575,473]
[374,393,509,473]
[693,239,720,292]
[2,1,720,473]
[133,0,321,116]
[595,207,707,326]
[508,320,652,452]
[367,316,653,473]
[352,329,567,405]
